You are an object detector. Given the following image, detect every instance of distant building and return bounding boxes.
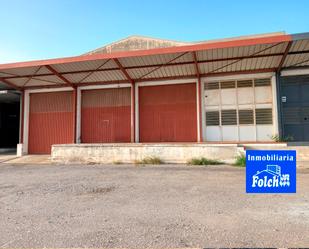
[85,35,193,54]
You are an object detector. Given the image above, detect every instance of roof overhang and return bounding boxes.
[0,32,309,90]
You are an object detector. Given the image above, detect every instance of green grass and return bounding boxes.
[234,153,246,167]
[270,134,294,142]
[112,160,123,165]
[135,156,163,165]
[187,157,222,166]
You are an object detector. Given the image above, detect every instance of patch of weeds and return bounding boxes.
[270,134,294,142]
[112,160,123,165]
[135,156,163,165]
[187,157,222,166]
[234,153,246,167]
[89,186,115,194]
[80,186,116,196]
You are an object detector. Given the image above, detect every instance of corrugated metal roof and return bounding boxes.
[142,64,196,79]
[284,54,309,67]
[197,43,287,61]
[63,72,94,84]
[9,77,60,87]
[0,32,308,89]
[0,66,42,77]
[80,70,126,83]
[52,59,110,73]
[119,52,192,67]
[289,39,309,52]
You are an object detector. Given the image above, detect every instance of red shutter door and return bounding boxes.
[81,88,131,143]
[139,83,197,142]
[28,91,74,154]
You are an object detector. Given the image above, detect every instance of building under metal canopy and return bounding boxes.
[0,32,308,89]
[0,32,309,154]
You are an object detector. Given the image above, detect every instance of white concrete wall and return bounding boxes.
[52,143,242,164]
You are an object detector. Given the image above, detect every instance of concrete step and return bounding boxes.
[0,155,51,165]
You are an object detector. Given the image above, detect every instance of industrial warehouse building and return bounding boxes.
[0,32,309,156]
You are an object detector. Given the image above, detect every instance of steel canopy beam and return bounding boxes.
[0,77,22,90]
[277,41,293,72]
[192,51,200,78]
[113,58,134,84]
[45,65,75,88]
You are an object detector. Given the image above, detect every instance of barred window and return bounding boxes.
[206,111,220,126]
[204,82,219,90]
[254,78,271,87]
[221,109,237,125]
[220,81,236,89]
[237,79,253,88]
[238,109,254,124]
[255,108,273,124]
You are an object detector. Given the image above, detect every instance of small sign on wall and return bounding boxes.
[282,96,287,103]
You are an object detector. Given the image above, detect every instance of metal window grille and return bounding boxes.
[255,108,273,124]
[254,78,271,87]
[237,79,253,88]
[238,109,254,124]
[205,82,219,90]
[206,111,220,126]
[221,109,237,125]
[220,81,236,89]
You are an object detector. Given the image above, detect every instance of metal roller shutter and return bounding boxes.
[28,91,74,154]
[81,88,131,143]
[139,83,197,142]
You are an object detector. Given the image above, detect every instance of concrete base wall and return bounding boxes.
[51,143,244,164]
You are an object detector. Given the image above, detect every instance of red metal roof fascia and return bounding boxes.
[0,34,292,70]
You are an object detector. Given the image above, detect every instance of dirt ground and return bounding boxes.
[0,163,308,248]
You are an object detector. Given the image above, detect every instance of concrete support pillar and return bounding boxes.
[72,87,77,143]
[197,77,203,142]
[131,82,136,142]
[19,90,25,144]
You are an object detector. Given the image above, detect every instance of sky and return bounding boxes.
[0,0,308,63]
